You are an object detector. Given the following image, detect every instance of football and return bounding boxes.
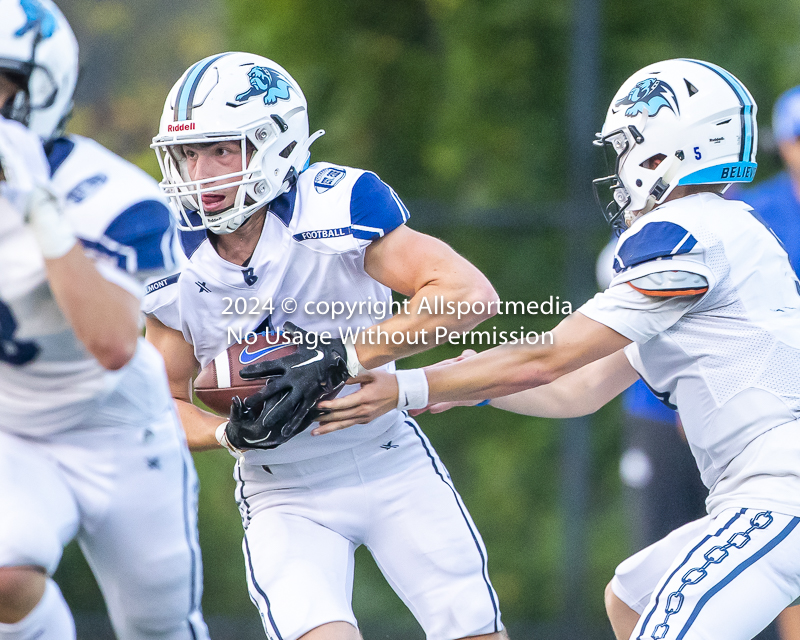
[194,332,297,416]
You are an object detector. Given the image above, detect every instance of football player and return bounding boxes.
[0,2,208,639]
[316,59,800,640]
[143,52,508,640]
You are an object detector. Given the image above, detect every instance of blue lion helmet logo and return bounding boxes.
[615,78,678,118]
[234,66,293,106]
[15,0,57,39]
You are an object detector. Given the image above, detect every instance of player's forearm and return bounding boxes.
[355,279,499,368]
[489,350,638,418]
[424,342,560,403]
[424,313,632,404]
[44,244,140,370]
[175,398,226,451]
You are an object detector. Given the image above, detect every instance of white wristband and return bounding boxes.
[343,337,367,377]
[395,368,429,411]
[215,422,244,459]
[26,185,76,259]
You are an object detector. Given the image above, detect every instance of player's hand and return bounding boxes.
[409,349,482,417]
[312,370,399,435]
[221,389,290,450]
[232,322,350,447]
[0,125,36,210]
[0,126,76,258]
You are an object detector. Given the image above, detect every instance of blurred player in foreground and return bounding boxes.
[316,59,800,640]
[0,2,208,638]
[144,52,507,640]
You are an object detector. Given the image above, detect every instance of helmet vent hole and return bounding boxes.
[279,141,297,158]
[716,119,731,126]
[640,153,666,170]
[685,79,699,96]
[636,179,643,187]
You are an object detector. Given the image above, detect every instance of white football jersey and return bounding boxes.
[144,162,411,464]
[580,193,800,516]
[0,132,178,436]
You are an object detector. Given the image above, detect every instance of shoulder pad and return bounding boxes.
[628,271,709,297]
[614,220,700,274]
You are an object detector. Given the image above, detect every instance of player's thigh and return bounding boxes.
[0,430,79,574]
[364,420,502,640]
[75,417,206,639]
[612,515,712,614]
[635,508,800,640]
[242,501,358,640]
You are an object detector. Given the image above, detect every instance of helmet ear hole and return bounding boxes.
[279,141,297,158]
[640,153,667,170]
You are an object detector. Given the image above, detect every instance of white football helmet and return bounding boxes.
[152,52,324,235]
[594,58,757,230]
[0,0,78,142]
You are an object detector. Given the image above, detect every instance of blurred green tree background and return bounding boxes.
[50,0,800,636]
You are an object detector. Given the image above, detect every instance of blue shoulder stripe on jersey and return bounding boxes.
[45,137,75,177]
[268,185,297,227]
[615,221,698,273]
[175,53,230,121]
[145,273,180,295]
[79,238,131,270]
[350,172,409,240]
[104,199,175,271]
[683,59,755,164]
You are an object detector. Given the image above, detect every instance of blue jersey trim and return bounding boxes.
[145,273,180,295]
[615,221,697,273]
[269,185,297,227]
[104,199,175,271]
[178,211,208,258]
[292,226,351,242]
[350,172,409,240]
[45,137,75,177]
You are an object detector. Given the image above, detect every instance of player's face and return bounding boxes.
[0,74,20,110]
[182,141,245,213]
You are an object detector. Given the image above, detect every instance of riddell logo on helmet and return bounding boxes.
[167,122,196,132]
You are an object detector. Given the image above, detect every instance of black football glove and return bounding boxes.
[223,322,351,449]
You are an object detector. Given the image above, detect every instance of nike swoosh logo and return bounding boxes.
[242,391,291,445]
[291,350,323,368]
[243,430,273,445]
[239,344,289,365]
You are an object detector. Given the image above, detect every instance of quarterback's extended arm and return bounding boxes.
[314,312,632,431]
